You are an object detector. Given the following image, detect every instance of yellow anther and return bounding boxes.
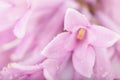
[77,28,86,40]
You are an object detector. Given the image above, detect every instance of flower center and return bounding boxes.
[77,28,86,40]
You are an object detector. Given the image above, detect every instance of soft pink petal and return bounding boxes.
[57,55,74,80]
[94,48,114,80]
[11,34,34,61]
[89,25,120,48]
[0,28,16,50]
[30,0,64,10]
[24,32,72,65]
[99,0,120,26]
[17,0,79,65]
[41,32,74,59]
[73,42,95,78]
[13,10,32,38]
[43,59,59,80]
[95,11,120,34]
[0,47,15,70]
[64,8,90,32]
[0,64,44,80]
[7,63,42,73]
[43,51,72,80]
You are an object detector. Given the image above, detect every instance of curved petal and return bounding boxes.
[43,51,73,80]
[64,8,90,32]
[73,43,95,78]
[94,48,114,80]
[43,59,59,80]
[57,60,74,80]
[0,64,44,80]
[41,32,75,59]
[11,34,34,61]
[89,25,120,48]
[7,63,42,73]
[13,10,32,38]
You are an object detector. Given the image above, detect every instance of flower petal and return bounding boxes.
[30,0,64,9]
[43,51,72,80]
[13,10,32,38]
[11,34,34,61]
[94,48,114,79]
[73,43,95,78]
[8,63,42,73]
[43,59,59,80]
[57,55,74,80]
[41,32,74,59]
[0,28,16,49]
[89,25,120,48]
[64,8,90,32]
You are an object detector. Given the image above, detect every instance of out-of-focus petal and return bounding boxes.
[30,0,64,10]
[0,28,16,49]
[0,0,12,11]
[7,63,43,73]
[11,34,34,61]
[13,10,32,38]
[95,11,120,34]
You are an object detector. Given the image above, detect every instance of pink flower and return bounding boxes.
[0,0,79,62]
[0,0,32,69]
[1,0,120,80]
[17,0,79,64]
[41,8,120,79]
[1,8,119,80]
[0,0,79,80]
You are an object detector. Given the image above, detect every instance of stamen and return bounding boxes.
[77,28,86,40]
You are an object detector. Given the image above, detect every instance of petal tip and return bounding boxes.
[64,8,90,31]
